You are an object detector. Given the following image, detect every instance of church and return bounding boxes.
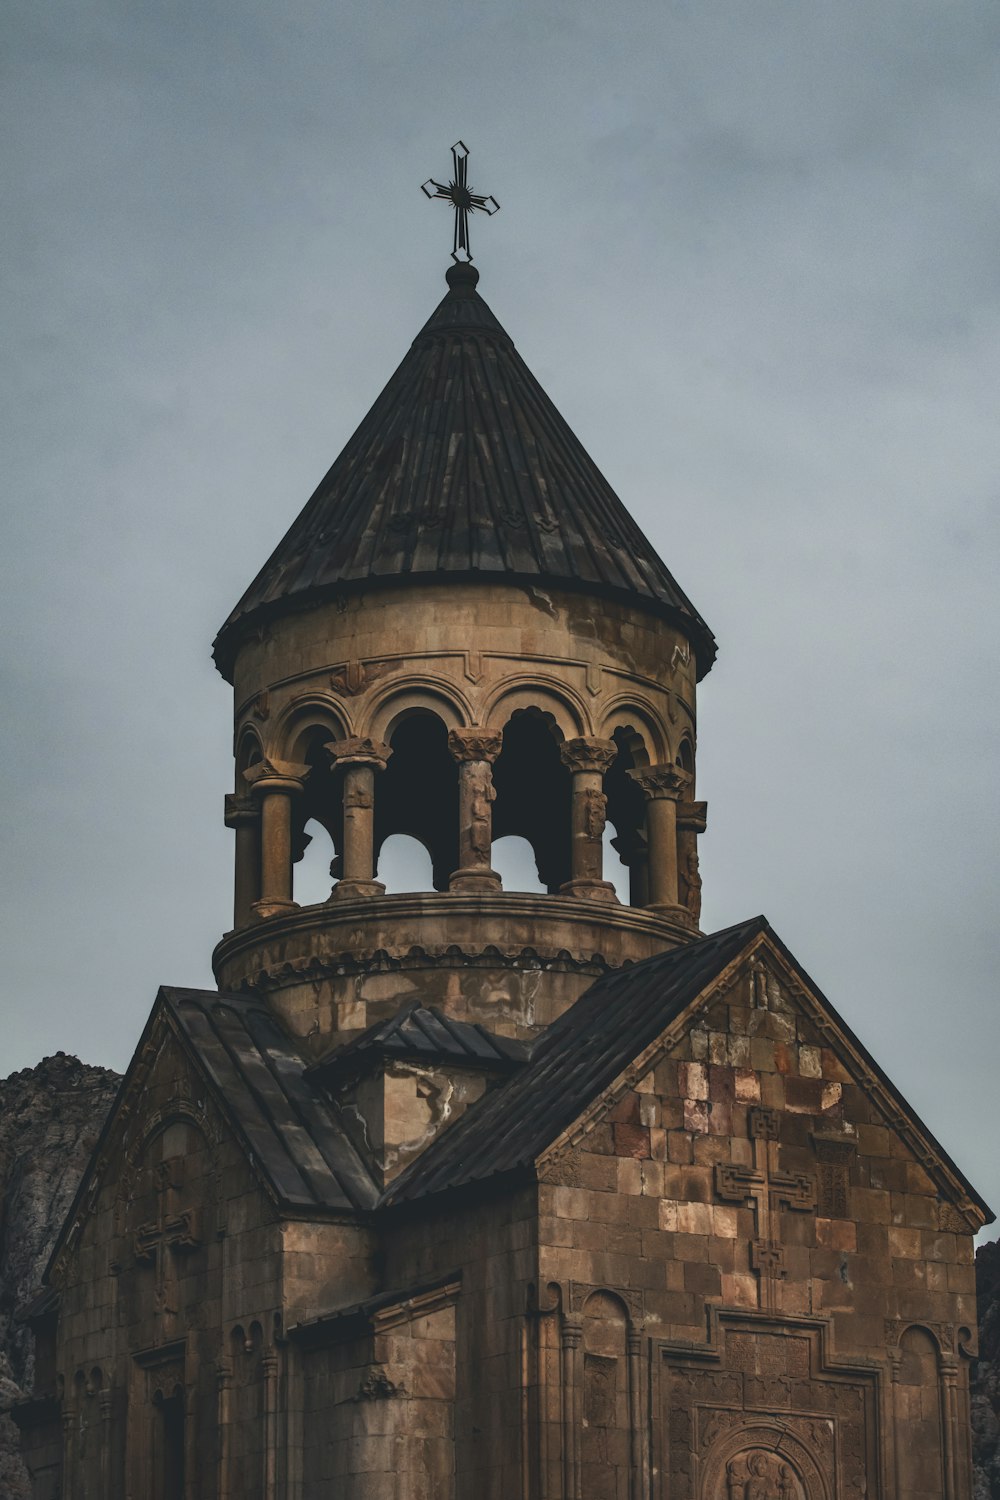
[15,149,991,1499]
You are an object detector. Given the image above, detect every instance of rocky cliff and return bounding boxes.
[974,1238,1000,1499]
[0,1054,120,1499]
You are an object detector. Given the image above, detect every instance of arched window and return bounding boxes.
[374,713,458,892]
[492,709,571,893]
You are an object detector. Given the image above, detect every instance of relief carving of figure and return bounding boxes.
[582,787,608,841]
[680,839,702,922]
[468,765,496,863]
[723,1451,802,1500]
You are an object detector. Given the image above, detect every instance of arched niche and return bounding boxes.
[374,711,458,892]
[483,677,588,742]
[893,1326,945,1498]
[492,708,571,893]
[580,1292,630,1497]
[604,725,651,907]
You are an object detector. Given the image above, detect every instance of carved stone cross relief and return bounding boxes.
[715,1108,816,1312]
[134,1159,201,1325]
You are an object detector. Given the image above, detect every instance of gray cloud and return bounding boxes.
[2,0,998,1228]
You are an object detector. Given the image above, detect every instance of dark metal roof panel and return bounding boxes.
[380,917,995,1222]
[381,919,764,1207]
[213,265,716,680]
[165,989,378,1214]
[310,1001,529,1081]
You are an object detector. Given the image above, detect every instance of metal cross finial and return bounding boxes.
[421,141,499,263]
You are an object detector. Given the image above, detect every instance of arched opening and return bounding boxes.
[293,817,339,906]
[605,726,649,907]
[491,835,546,893]
[492,709,571,893]
[377,834,437,893]
[374,713,458,892]
[675,737,694,779]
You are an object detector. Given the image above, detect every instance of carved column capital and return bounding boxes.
[627,763,690,801]
[447,727,503,764]
[243,757,310,796]
[224,793,258,828]
[677,799,707,832]
[324,736,392,772]
[559,736,617,775]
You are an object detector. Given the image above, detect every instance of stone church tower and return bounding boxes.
[15,237,992,1499]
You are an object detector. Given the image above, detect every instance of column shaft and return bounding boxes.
[259,790,294,907]
[341,763,374,881]
[559,737,617,902]
[326,737,391,901]
[627,763,690,915]
[646,794,679,907]
[448,729,503,893]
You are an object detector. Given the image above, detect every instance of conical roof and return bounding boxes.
[213,262,716,681]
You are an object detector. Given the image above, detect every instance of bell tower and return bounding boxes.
[211,254,716,1056]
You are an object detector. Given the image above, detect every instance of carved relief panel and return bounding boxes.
[657,1320,879,1500]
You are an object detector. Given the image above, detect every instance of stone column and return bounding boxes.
[447,729,503,893]
[559,736,617,901]
[626,764,690,913]
[677,798,707,928]
[243,758,309,920]
[326,737,392,901]
[224,793,260,929]
[560,1316,583,1500]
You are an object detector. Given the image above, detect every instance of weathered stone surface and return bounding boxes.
[0,1055,119,1498]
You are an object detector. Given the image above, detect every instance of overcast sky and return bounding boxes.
[3,1,998,1226]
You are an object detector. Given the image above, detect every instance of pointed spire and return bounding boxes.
[213,269,716,682]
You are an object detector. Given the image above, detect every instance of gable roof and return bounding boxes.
[308,1001,529,1083]
[212,262,716,682]
[162,989,378,1214]
[381,916,993,1223]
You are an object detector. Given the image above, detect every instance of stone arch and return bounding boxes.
[675,732,695,777]
[234,723,264,783]
[700,1423,830,1500]
[483,675,588,740]
[273,694,352,764]
[893,1324,946,1498]
[364,676,472,740]
[580,1291,631,1498]
[597,698,664,765]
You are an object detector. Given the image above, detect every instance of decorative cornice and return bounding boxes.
[233,943,622,995]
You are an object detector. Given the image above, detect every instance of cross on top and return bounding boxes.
[421,141,499,263]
